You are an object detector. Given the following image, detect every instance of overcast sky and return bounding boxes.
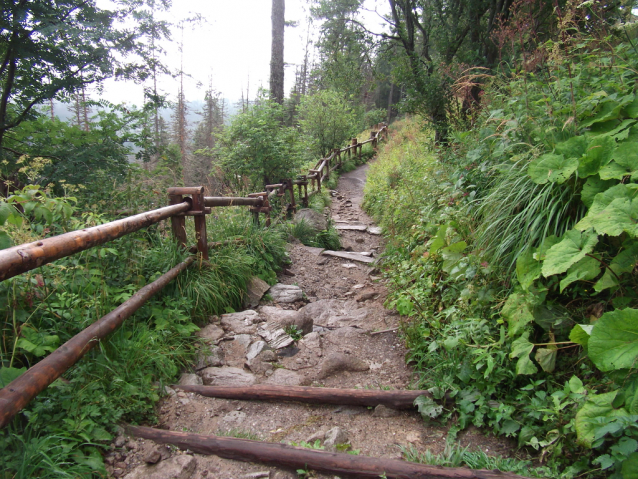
[98,0,389,107]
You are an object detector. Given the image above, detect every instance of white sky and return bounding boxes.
[98,0,389,107]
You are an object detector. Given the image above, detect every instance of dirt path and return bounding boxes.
[110,164,511,479]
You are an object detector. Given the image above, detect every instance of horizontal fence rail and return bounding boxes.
[0,202,190,282]
[0,123,389,429]
[0,256,196,429]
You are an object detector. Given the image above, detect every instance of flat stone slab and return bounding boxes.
[335,224,368,231]
[257,325,294,349]
[268,283,303,303]
[200,366,256,386]
[322,250,375,264]
[367,226,382,235]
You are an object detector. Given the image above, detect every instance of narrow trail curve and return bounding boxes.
[112,164,513,479]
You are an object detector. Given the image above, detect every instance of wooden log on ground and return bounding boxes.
[172,385,429,409]
[127,426,530,479]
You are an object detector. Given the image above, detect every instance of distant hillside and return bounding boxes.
[47,98,239,127]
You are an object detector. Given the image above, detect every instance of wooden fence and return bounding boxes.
[0,124,388,428]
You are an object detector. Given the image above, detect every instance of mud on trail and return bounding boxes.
[109,164,513,479]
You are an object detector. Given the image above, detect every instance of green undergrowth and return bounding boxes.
[0,197,287,477]
[364,32,638,479]
[401,444,553,477]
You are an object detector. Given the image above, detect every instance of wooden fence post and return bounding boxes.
[190,187,208,260]
[168,192,187,248]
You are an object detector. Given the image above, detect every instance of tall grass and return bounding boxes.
[472,158,586,272]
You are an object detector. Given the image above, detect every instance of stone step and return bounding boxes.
[334,224,368,231]
[321,250,375,263]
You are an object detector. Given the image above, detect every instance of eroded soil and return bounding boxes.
[110,163,514,479]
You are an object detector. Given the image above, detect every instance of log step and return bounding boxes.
[172,385,432,409]
[127,426,530,479]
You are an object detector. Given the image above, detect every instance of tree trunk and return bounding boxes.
[270,0,285,104]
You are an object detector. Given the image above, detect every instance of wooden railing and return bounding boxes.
[0,123,389,429]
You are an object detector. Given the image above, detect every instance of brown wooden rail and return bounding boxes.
[127,426,530,479]
[0,123,389,429]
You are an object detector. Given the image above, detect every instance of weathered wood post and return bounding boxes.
[351,138,358,163]
[190,186,209,260]
[168,188,188,248]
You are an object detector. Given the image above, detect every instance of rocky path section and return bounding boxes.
[110,164,511,479]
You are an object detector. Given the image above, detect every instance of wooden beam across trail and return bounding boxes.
[127,426,530,479]
[172,385,432,409]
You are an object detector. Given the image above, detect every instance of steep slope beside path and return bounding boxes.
[111,164,513,479]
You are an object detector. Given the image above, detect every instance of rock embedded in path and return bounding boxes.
[295,208,328,231]
[268,284,303,303]
[178,373,202,386]
[318,353,369,379]
[367,226,382,235]
[257,324,294,349]
[123,454,197,479]
[222,334,252,368]
[372,404,400,418]
[246,341,267,361]
[196,323,224,343]
[245,276,271,308]
[264,368,308,386]
[323,427,348,450]
[260,306,313,335]
[220,310,261,334]
[200,366,256,386]
[195,346,224,370]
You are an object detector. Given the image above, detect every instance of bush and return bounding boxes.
[298,90,359,158]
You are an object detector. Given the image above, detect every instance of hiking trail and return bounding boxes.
[108,163,513,479]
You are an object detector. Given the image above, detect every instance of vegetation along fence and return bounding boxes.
[0,124,388,430]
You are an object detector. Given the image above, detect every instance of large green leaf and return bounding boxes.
[588,309,638,371]
[0,202,15,226]
[542,229,599,277]
[622,453,638,479]
[502,293,534,337]
[599,142,638,180]
[587,197,638,237]
[594,242,638,293]
[535,347,557,373]
[559,255,601,292]
[578,136,616,178]
[575,391,628,447]
[555,136,587,159]
[580,176,616,208]
[581,100,624,128]
[570,324,594,350]
[0,231,11,250]
[516,249,541,291]
[528,153,578,184]
[577,184,638,231]
[625,95,638,118]
[510,333,538,375]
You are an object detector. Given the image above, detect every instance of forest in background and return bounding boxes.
[2,0,638,477]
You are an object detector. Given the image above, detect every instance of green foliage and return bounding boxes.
[0,190,287,476]
[215,93,303,189]
[400,443,554,478]
[284,325,304,342]
[298,90,359,157]
[364,29,638,474]
[286,219,341,251]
